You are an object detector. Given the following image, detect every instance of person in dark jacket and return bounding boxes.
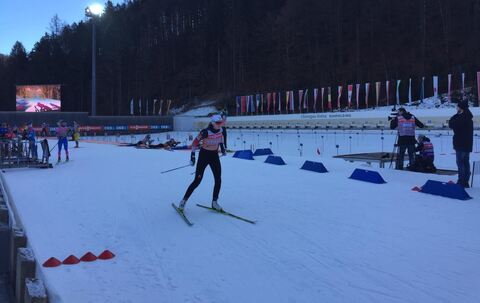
[449,100,474,187]
[390,107,425,170]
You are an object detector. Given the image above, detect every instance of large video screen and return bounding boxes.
[16,85,61,112]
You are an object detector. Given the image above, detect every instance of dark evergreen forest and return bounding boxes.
[1,0,480,114]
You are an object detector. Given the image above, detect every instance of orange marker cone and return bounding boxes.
[98,250,115,260]
[43,257,62,268]
[63,255,80,265]
[80,252,97,262]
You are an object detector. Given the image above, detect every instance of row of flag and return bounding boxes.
[129,99,172,116]
[236,72,480,115]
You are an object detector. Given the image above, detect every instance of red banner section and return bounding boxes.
[79,126,104,132]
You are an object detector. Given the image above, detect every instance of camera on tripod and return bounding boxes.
[387,109,399,121]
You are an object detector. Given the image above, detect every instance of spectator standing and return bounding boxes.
[449,100,474,188]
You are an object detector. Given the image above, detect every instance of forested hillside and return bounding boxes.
[1,0,479,114]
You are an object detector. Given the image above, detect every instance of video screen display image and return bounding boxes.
[16,85,61,112]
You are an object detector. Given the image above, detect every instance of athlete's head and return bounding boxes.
[211,114,223,129]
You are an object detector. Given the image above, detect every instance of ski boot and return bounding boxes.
[178,199,187,212]
[211,200,223,212]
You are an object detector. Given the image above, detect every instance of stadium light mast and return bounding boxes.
[85,3,104,116]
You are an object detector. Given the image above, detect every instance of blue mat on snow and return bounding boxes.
[232,150,254,160]
[253,148,274,156]
[349,168,386,184]
[300,161,328,173]
[420,180,472,200]
[265,155,286,165]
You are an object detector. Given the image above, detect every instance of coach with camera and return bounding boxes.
[390,107,425,170]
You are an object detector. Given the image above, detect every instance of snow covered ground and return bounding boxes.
[3,129,480,303]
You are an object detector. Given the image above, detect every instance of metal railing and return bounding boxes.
[0,139,51,169]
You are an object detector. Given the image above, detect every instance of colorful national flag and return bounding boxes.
[256,94,261,113]
[298,90,304,112]
[241,96,246,114]
[303,89,308,110]
[289,91,295,111]
[477,72,480,103]
[408,79,412,103]
[375,82,381,107]
[267,93,272,113]
[337,86,342,109]
[386,80,390,106]
[420,77,425,102]
[433,76,439,98]
[355,84,360,109]
[448,74,452,102]
[166,99,172,115]
[347,85,353,108]
[396,80,401,105]
[278,92,281,113]
[272,92,277,114]
[365,83,370,108]
[321,87,325,112]
[327,87,332,111]
[236,96,240,115]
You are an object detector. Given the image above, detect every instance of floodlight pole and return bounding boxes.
[86,6,100,116]
[91,19,97,116]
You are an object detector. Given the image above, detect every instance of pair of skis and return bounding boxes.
[56,160,72,165]
[172,203,256,226]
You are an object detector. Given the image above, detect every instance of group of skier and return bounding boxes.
[0,119,81,162]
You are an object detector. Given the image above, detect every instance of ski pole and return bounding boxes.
[161,164,191,174]
[49,141,59,153]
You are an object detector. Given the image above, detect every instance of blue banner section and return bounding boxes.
[151,125,172,130]
[115,125,128,131]
[104,126,116,131]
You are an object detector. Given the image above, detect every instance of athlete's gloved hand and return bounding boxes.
[222,151,227,157]
[190,152,196,166]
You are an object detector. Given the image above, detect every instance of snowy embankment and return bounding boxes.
[2,130,480,303]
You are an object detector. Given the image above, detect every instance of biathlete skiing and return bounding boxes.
[177,114,226,212]
[56,120,70,162]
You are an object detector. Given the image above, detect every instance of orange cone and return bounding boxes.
[80,252,97,262]
[98,250,115,260]
[63,255,80,265]
[43,257,62,268]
